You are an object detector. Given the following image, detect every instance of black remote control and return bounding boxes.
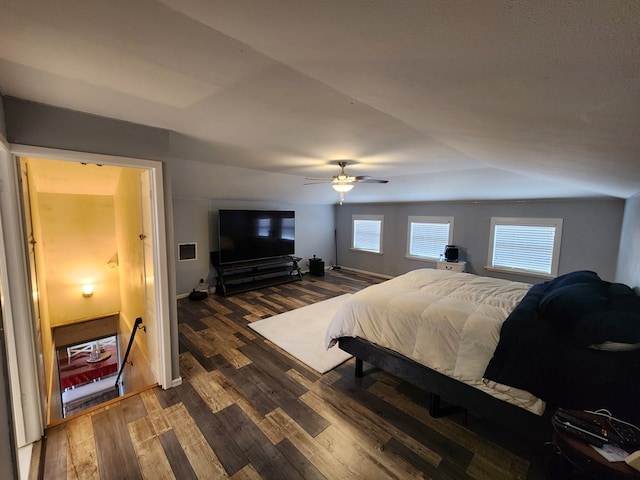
[556,410,607,438]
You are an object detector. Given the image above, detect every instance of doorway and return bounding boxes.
[7,146,173,430]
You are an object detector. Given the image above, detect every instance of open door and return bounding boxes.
[137,166,172,389]
[140,170,160,381]
[18,161,52,422]
[0,140,43,447]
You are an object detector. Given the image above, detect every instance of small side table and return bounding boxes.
[551,412,640,479]
[437,260,466,273]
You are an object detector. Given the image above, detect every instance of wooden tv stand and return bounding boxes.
[214,256,302,297]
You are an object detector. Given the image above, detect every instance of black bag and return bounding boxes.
[189,290,207,301]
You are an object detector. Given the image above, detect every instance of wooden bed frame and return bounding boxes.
[338,336,550,433]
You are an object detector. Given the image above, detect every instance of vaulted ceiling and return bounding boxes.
[1,1,639,204]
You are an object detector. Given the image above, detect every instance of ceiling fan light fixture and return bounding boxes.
[332,183,354,193]
[335,173,356,183]
[303,161,387,202]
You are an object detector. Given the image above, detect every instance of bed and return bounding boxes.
[325,268,640,430]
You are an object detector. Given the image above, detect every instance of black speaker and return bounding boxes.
[444,245,459,262]
[309,257,325,276]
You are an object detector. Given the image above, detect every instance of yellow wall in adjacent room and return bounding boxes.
[114,168,145,332]
[38,192,121,325]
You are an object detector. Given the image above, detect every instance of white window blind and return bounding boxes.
[407,217,453,260]
[488,218,563,277]
[352,216,383,253]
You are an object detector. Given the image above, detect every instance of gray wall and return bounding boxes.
[616,193,640,291]
[336,198,625,284]
[4,96,171,160]
[173,198,212,295]
[0,95,5,138]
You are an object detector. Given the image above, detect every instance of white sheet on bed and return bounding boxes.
[325,268,546,414]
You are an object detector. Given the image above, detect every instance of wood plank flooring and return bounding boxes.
[40,269,555,479]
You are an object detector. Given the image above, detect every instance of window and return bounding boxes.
[406,216,453,260]
[352,215,383,253]
[487,217,563,277]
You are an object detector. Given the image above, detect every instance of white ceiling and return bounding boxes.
[24,157,124,195]
[1,1,639,204]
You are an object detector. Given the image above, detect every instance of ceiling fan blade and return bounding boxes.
[304,165,388,186]
[355,176,389,183]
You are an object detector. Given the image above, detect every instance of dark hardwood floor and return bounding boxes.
[40,269,556,479]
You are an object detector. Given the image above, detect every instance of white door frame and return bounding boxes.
[0,138,42,446]
[0,135,23,476]
[3,144,173,443]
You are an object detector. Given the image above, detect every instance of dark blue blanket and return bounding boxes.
[484,271,640,424]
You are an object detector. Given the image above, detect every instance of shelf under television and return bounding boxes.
[214,255,302,297]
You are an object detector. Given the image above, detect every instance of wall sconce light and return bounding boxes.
[82,284,94,298]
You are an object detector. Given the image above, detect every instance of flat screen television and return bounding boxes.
[217,209,295,264]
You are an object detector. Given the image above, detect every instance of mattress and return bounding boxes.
[325,268,546,415]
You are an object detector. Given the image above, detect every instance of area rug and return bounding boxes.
[248,294,353,374]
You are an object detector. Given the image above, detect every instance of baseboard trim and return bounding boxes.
[336,266,393,280]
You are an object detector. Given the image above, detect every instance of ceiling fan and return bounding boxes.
[305,161,389,204]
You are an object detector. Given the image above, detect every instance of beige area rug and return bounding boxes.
[248,294,353,374]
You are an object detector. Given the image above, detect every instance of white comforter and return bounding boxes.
[325,268,546,414]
